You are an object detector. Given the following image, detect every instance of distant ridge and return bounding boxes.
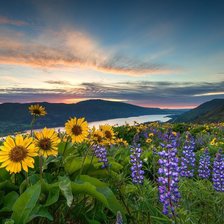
[0,99,185,136]
[171,99,224,123]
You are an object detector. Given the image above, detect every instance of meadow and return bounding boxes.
[0,104,223,224]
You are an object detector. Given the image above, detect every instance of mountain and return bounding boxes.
[171,99,224,123]
[0,99,185,136]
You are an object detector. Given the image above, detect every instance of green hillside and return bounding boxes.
[0,99,185,136]
[172,99,224,123]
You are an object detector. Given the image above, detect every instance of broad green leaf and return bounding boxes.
[58,142,73,157]
[64,156,98,175]
[12,182,41,224]
[86,169,108,178]
[59,176,73,207]
[19,174,39,194]
[27,205,53,222]
[74,175,126,220]
[71,181,108,207]
[44,185,60,207]
[108,161,123,171]
[0,191,19,212]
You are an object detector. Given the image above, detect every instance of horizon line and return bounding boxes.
[0,98,196,110]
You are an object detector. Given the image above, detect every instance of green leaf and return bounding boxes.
[71,180,108,207]
[42,156,61,171]
[108,161,123,171]
[11,182,41,224]
[0,191,19,212]
[73,175,126,220]
[4,219,15,224]
[44,185,60,207]
[0,180,18,192]
[64,156,98,175]
[151,216,171,223]
[27,205,53,222]
[58,142,74,157]
[19,174,39,194]
[86,219,101,224]
[59,176,73,207]
[0,168,10,181]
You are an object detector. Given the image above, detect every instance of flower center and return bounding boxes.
[39,138,51,151]
[33,109,41,115]
[9,146,27,162]
[72,125,82,136]
[105,130,112,139]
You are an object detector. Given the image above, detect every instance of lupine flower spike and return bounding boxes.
[158,132,180,217]
[198,148,210,179]
[130,144,144,184]
[212,152,224,192]
[92,145,108,168]
[180,134,195,178]
[115,211,123,224]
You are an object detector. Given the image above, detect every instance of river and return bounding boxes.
[55,114,171,131]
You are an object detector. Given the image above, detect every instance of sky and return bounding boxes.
[0,0,224,109]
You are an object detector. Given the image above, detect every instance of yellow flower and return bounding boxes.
[34,128,61,157]
[115,138,128,146]
[148,133,154,137]
[0,135,38,174]
[29,104,47,117]
[91,129,104,145]
[100,124,115,144]
[210,138,217,146]
[65,117,89,143]
[146,138,152,144]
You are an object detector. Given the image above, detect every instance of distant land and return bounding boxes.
[0,99,187,136]
[171,99,224,123]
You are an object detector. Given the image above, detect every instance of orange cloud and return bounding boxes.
[0,16,28,26]
[0,28,176,76]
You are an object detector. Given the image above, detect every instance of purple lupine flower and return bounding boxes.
[115,211,123,224]
[212,152,224,192]
[130,145,144,184]
[92,145,108,168]
[198,148,210,179]
[158,133,180,217]
[180,135,195,177]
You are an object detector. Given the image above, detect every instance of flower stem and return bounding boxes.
[30,116,36,136]
[79,146,89,176]
[39,155,43,180]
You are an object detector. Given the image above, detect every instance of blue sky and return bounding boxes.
[0,0,224,108]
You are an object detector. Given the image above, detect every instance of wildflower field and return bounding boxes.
[0,105,223,224]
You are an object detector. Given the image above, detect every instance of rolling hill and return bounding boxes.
[0,99,185,136]
[171,99,224,123]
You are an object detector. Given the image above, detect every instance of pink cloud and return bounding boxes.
[0,28,176,76]
[0,16,28,26]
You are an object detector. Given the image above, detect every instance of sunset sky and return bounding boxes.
[0,0,224,108]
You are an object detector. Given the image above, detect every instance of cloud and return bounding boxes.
[0,28,175,76]
[0,16,28,26]
[44,80,72,85]
[0,81,223,108]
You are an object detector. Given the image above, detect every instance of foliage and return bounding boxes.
[0,108,224,223]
